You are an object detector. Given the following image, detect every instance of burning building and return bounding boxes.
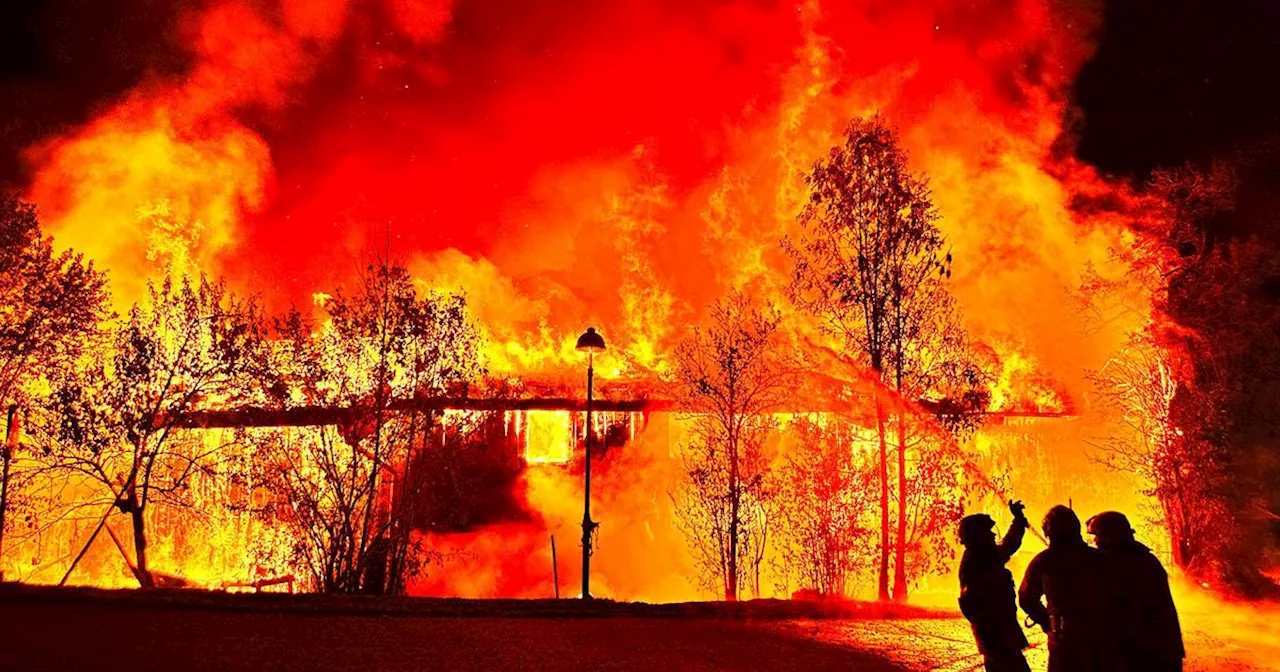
[0,0,1277,608]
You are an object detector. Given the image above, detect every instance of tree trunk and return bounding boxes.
[0,442,10,563]
[1170,469,1195,569]
[0,405,15,563]
[893,410,908,602]
[1163,497,1187,568]
[727,435,740,602]
[875,397,890,602]
[128,491,154,588]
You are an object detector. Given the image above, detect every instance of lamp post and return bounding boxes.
[575,327,606,599]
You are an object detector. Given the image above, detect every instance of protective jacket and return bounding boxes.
[1019,540,1118,672]
[959,515,1030,654]
[1099,540,1184,670]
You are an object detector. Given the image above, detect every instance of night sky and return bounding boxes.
[1,0,1278,185]
[1073,0,1280,174]
[0,0,187,187]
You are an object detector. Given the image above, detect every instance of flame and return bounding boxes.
[984,338,1072,414]
[9,0,1243,629]
[515,411,573,465]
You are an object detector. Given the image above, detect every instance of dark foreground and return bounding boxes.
[0,586,930,672]
[4,585,1272,671]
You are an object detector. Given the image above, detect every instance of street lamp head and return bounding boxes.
[575,327,606,353]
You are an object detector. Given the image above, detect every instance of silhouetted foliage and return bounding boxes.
[0,197,109,407]
[0,196,108,569]
[773,418,877,597]
[245,260,486,594]
[1088,156,1280,595]
[785,116,978,601]
[1160,231,1280,594]
[33,275,268,586]
[672,292,792,600]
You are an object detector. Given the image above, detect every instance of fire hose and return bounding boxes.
[960,459,1049,547]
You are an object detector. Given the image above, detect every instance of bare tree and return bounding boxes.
[890,289,987,598]
[1088,334,1182,528]
[0,197,108,564]
[774,417,877,597]
[671,292,792,600]
[248,260,485,594]
[33,275,267,586]
[785,116,951,601]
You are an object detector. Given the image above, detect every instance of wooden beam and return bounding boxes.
[169,396,1071,430]
[171,397,675,429]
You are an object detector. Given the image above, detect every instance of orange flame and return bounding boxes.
[6,0,1216,621]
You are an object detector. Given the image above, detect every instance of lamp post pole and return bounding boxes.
[575,327,605,600]
[581,350,596,599]
[0,406,15,575]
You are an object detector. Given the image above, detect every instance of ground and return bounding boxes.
[0,586,1275,671]
[2,604,904,671]
[0,588,910,672]
[771,618,1279,672]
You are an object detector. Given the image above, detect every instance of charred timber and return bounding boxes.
[168,397,674,429]
[167,397,1070,429]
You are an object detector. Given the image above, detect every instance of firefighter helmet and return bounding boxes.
[1042,505,1081,542]
[1087,510,1135,543]
[958,513,997,546]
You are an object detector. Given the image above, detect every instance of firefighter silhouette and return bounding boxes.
[958,500,1032,672]
[1088,511,1185,672]
[1019,505,1120,672]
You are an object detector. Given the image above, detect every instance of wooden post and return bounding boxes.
[0,405,17,574]
[551,535,559,599]
[104,524,146,587]
[60,505,114,586]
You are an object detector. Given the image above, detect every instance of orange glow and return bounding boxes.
[515,411,573,465]
[13,3,1260,650]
